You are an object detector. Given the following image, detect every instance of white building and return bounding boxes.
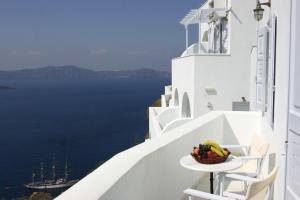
[56,0,299,199]
[150,0,257,138]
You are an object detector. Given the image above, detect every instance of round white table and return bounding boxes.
[180,155,243,194]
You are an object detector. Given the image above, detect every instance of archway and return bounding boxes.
[174,89,179,106]
[182,92,191,118]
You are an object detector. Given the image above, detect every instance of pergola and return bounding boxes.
[180,7,229,51]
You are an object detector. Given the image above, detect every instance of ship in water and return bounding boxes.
[25,159,78,189]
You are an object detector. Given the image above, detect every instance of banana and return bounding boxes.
[211,146,224,157]
[204,140,228,156]
[222,149,228,156]
[203,140,222,150]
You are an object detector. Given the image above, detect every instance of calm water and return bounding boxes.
[0,78,170,199]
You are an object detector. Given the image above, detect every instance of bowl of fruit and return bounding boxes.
[191,140,231,164]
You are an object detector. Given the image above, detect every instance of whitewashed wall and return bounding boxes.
[252,0,292,199]
[172,56,196,118]
[56,111,261,200]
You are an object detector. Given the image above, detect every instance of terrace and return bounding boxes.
[56,111,275,200]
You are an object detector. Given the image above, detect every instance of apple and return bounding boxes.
[211,152,218,158]
[193,147,200,156]
[207,151,213,158]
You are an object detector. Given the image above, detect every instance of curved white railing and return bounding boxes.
[181,43,199,57]
[162,118,192,133]
[181,43,209,57]
[156,107,180,128]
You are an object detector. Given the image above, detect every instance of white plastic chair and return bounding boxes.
[221,134,269,178]
[217,134,269,196]
[184,166,278,200]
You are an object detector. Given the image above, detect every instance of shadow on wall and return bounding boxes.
[174,89,179,106]
[223,117,240,143]
[182,92,191,118]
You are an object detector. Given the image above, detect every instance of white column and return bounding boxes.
[198,21,202,54]
[185,25,189,50]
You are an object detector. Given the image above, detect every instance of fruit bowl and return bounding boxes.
[190,140,231,165]
[191,148,230,164]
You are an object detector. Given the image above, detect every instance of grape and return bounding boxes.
[199,144,203,150]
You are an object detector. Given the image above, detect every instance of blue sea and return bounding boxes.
[0,78,170,199]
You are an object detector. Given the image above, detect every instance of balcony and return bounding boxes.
[181,40,229,57]
[56,111,267,200]
[180,4,230,57]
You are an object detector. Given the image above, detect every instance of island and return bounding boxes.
[0,85,15,90]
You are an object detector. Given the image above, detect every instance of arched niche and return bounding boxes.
[182,92,191,118]
[174,89,179,106]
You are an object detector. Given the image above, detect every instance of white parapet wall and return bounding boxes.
[156,107,180,128]
[56,111,262,200]
[162,118,192,133]
[161,94,167,107]
[149,106,181,138]
[149,107,163,138]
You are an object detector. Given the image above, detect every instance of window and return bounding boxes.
[256,15,277,127]
[266,16,277,127]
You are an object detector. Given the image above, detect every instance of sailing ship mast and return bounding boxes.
[25,158,78,189]
[32,171,35,184]
[52,157,56,180]
[40,162,44,183]
[64,159,68,180]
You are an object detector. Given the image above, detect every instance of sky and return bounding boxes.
[0,0,204,71]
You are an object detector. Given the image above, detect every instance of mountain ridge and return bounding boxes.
[0,65,170,80]
[0,85,15,90]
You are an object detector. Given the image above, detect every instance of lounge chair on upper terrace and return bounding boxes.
[184,166,278,200]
